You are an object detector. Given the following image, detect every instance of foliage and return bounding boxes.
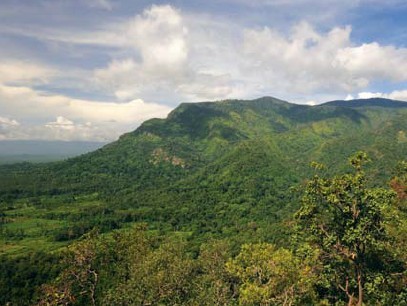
[37,230,102,306]
[0,98,406,304]
[226,243,318,305]
[192,240,235,305]
[296,152,404,305]
[0,252,61,305]
[103,229,195,305]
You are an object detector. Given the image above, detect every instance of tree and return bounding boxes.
[296,152,396,305]
[102,227,194,305]
[226,243,317,305]
[192,240,234,305]
[37,230,102,306]
[387,161,407,304]
[390,161,407,202]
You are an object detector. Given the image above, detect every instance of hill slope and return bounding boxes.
[0,96,406,254]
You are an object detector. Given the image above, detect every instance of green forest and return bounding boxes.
[0,97,406,305]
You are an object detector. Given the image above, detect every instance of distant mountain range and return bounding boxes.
[0,140,106,163]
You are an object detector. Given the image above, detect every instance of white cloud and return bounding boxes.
[43,116,97,141]
[0,116,20,141]
[0,84,171,123]
[345,94,354,100]
[0,116,20,127]
[123,5,188,68]
[45,116,75,130]
[0,84,171,140]
[356,92,384,99]
[1,4,407,141]
[92,5,272,102]
[0,116,22,140]
[238,14,407,96]
[0,61,54,85]
[93,5,192,101]
[92,7,407,104]
[242,23,355,92]
[386,90,407,101]
[4,4,407,104]
[351,90,407,101]
[0,114,102,141]
[336,43,407,82]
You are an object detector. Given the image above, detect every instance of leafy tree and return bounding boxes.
[390,161,407,202]
[226,243,317,305]
[103,227,194,305]
[37,230,102,306]
[296,152,398,305]
[386,161,407,304]
[0,252,61,305]
[192,240,235,305]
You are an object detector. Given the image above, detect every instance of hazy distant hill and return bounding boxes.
[0,140,106,164]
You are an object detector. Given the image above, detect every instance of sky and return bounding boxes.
[1,0,407,141]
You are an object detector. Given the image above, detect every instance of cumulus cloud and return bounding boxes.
[336,43,407,82]
[356,92,385,99]
[91,6,407,104]
[123,5,188,67]
[386,90,407,101]
[0,61,54,85]
[43,116,98,141]
[0,116,21,140]
[242,23,353,92]
[1,3,407,141]
[242,22,407,96]
[0,50,171,141]
[5,4,407,103]
[93,5,192,102]
[349,90,407,101]
[242,23,407,94]
[0,116,20,127]
[0,114,102,141]
[94,5,255,102]
[45,116,76,130]
[0,83,171,123]
[0,83,171,140]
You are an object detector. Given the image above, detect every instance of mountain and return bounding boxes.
[323,97,407,108]
[0,140,107,164]
[0,96,406,254]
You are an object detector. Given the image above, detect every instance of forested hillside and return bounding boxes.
[0,97,406,305]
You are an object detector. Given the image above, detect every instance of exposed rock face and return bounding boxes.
[150,148,186,168]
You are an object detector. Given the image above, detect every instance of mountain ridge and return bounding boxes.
[0,95,405,256]
[322,97,407,108]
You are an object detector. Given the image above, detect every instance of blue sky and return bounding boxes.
[1,0,407,141]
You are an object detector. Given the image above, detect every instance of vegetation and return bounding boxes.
[296,153,405,305]
[0,97,406,304]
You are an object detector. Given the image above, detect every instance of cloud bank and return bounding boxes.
[92,5,407,102]
[0,3,406,141]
